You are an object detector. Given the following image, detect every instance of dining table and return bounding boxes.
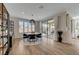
[23,32,41,42]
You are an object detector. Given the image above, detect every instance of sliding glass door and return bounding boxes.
[42,19,55,39]
[24,21,29,33]
[19,20,35,34]
[74,19,79,38]
[42,21,48,37]
[48,19,55,39]
[19,21,23,33]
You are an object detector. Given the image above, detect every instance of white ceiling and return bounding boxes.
[4,3,79,20]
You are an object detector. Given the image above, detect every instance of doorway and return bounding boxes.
[41,18,55,40]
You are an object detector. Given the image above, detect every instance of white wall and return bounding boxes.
[55,11,72,44]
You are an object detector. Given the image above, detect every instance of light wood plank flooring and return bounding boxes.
[9,37,79,55]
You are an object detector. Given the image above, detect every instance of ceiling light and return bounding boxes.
[38,5,44,9]
[32,14,34,16]
[22,12,24,14]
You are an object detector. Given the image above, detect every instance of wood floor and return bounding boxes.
[9,37,79,55]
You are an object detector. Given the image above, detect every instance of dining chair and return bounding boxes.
[36,33,42,43]
[28,34,37,42]
[23,34,29,42]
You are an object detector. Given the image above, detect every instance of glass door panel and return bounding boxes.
[75,19,79,38]
[19,21,23,33]
[31,20,35,32]
[41,19,55,40]
[28,22,32,33]
[42,21,48,37]
[19,20,35,33]
[24,21,29,33]
[47,19,55,39]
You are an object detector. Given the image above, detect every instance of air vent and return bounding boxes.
[38,5,44,9]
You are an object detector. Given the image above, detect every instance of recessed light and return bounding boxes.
[38,5,44,9]
[32,14,34,16]
[22,12,24,14]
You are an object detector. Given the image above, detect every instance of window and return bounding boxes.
[19,20,35,33]
[42,19,55,39]
[28,22,32,33]
[24,21,28,33]
[19,21,23,33]
[75,19,79,37]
